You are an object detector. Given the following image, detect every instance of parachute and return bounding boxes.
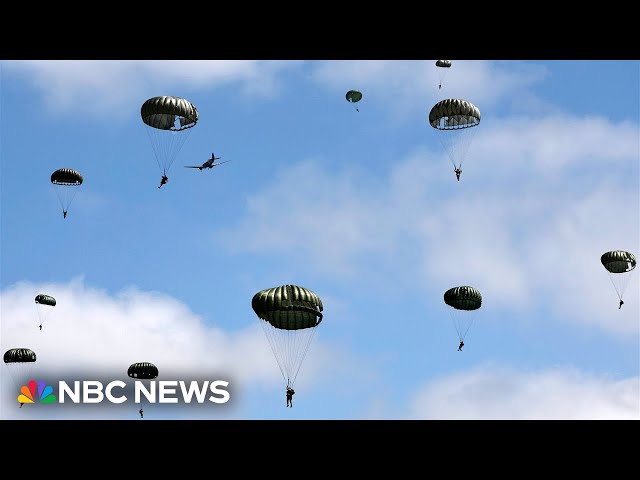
[435,60,452,89]
[429,99,481,180]
[3,348,37,392]
[35,294,56,329]
[141,96,199,177]
[127,362,159,379]
[444,286,482,343]
[345,90,362,112]
[51,168,83,218]
[252,284,323,388]
[127,362,158,416]
[601,250,636,306]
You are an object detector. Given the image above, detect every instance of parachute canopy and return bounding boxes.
[345,90,362,104]
[601,250,636,273]
[51,168,83,186]
[436,60,452,68]
[444,286,482,310]
[429,99,481,130]
[252,284,323,388]
[252,284,323,330]
[35,294,56,307]
[127,362,158,379]
[141,96,199,131]
[4,348,37,364]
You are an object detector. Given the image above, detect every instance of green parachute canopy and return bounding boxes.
[141,96,199,176]
[51,168,83,185]
[601,250,636,273]
[4,348,37,388]
[345,90,363,104]
[601,250,636,305]
[140,96,199,131]
[252,284,323,388]
[127,362,158,379]
[252,284,323,330]
[35,294,56,307]
[429,99,481,130]
[444,286,482,343]
[444,286,482,310]
[4,348,37,364]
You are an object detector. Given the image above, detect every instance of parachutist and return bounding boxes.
[20,403,23,408]
[619,299,624,309]
[139,408,144,418]
[439,83,442,90]
[286,386,295,407]
[458,340,464,351]
[158,174,169,189]
[63,210,67,219]
[39,324,42,331]
[454,168,462,181]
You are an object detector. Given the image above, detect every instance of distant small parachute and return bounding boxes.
[444,286,482,344]
[252,284,323,388]
[345,90,362,112]
[35,294,56,329]
[429,99,481,180]
[128,362,158,417]
[4,348,37,392]
[141,96,199,179]
[51,168,83,218]
[601,250,636,307]
[435,60,452,89]
[127,362,159,380]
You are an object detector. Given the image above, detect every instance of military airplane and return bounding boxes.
[184,153,231,170]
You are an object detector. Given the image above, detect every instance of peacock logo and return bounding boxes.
[18,380,57,405]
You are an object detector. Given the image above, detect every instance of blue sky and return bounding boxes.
[1,60,638,420]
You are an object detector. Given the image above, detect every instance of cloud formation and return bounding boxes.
[406,364,639,419]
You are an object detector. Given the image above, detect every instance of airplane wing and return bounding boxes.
[211,160,232,167]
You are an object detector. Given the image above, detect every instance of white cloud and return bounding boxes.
[217,113,639,335]
[1,60,301,118]
[0,278,349,419]
[406,364,639,419]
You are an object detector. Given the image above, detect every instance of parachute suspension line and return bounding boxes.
[448,310,477,343]
[607,270,635,301]
[260,320,288,384]
[260,320,319,388]
[145,126,193,175]
[289,326,319,387]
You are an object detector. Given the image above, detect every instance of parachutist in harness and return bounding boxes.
[454,168,462,181]
[20,403,23,408]
[63,210,68,219]
[286,386,295,407]
[158,173,169,189]
[439,83,442,90]
[139,408,144,418]
[39,324,42,331]
[458,340,464,351]
[619,299,624,309]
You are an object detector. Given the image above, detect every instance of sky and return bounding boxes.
[0,60,638,420]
